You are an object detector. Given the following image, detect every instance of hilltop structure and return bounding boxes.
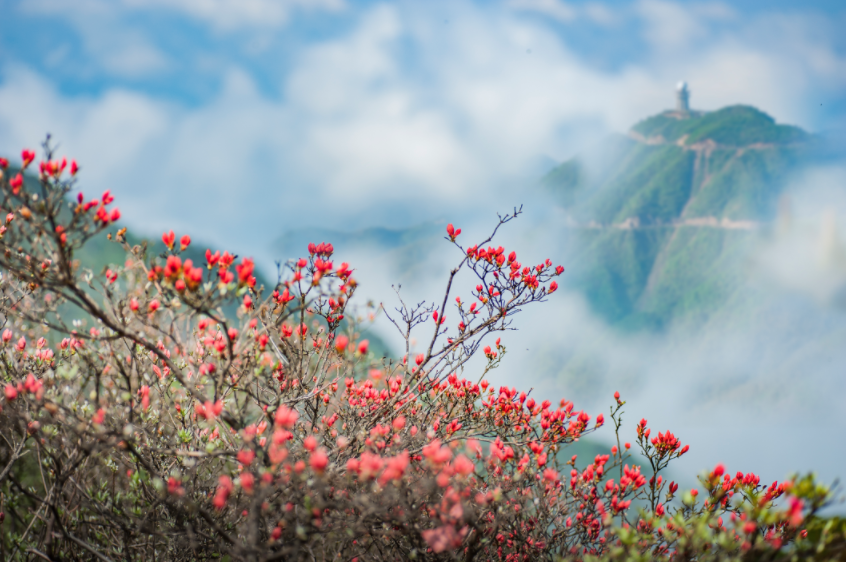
[676,81,690,112]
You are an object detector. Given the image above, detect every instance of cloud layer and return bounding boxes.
[2,0,844,253]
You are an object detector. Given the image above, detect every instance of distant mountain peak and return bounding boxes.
[540,102,826,329]
[630,105,809,148]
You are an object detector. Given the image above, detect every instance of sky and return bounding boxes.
[1,0,845,251]
[2,0,846,496]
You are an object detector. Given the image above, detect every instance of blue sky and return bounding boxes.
[1,0,845,249]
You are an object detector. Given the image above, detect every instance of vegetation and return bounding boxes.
[542,105,818,329]
[630,106,808,146]
[0,142,843,561]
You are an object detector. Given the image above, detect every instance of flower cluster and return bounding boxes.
[0,144,836,561]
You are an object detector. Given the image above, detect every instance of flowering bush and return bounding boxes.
[0,141,840,561]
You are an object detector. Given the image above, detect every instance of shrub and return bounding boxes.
[0,141,839,560]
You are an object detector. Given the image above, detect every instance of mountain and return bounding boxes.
[267,103,845,352]
[541,105,834,331]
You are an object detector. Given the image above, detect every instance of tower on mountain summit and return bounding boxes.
[676,81,690,112]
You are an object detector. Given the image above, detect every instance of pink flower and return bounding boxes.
[421,525,461,553]
[453,454,475,477]
[422,439,452,466]
[378,451,410,484]
[240,472,255,494]
[309,450,329,474]
[274,405,299,428]
[543,468,559,482]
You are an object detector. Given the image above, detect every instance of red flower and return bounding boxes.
[274,405,299,429]
[21,149,35,168]
[378,451,410,484]
[213,476,233,510]
[237,449,255,466]
[309,449,329,474]
[235,258,256,287]
[240,472,255,494]
[180,235,191,250]
[162,230,175,249]
[9,174,23,194]
[334,335,349,353]
[167,477,184,496]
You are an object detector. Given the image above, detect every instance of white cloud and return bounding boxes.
[23,0,346,31]
[20,0,172,78]
[123,0,346,30]
[636,0,708,50]
[0,66,170,181]
[636,0,736,51]
[506,0,620,26]
[582,2,619,26]
[1,1,845,246]
[506,0,579,23]
[755,166,846,304]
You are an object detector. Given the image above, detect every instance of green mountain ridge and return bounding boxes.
[542,105,827,331]
[268,104,840,337]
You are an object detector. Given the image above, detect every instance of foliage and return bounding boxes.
[630,106,809,147]
[540,105,817,330]
[0,144,841,561]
